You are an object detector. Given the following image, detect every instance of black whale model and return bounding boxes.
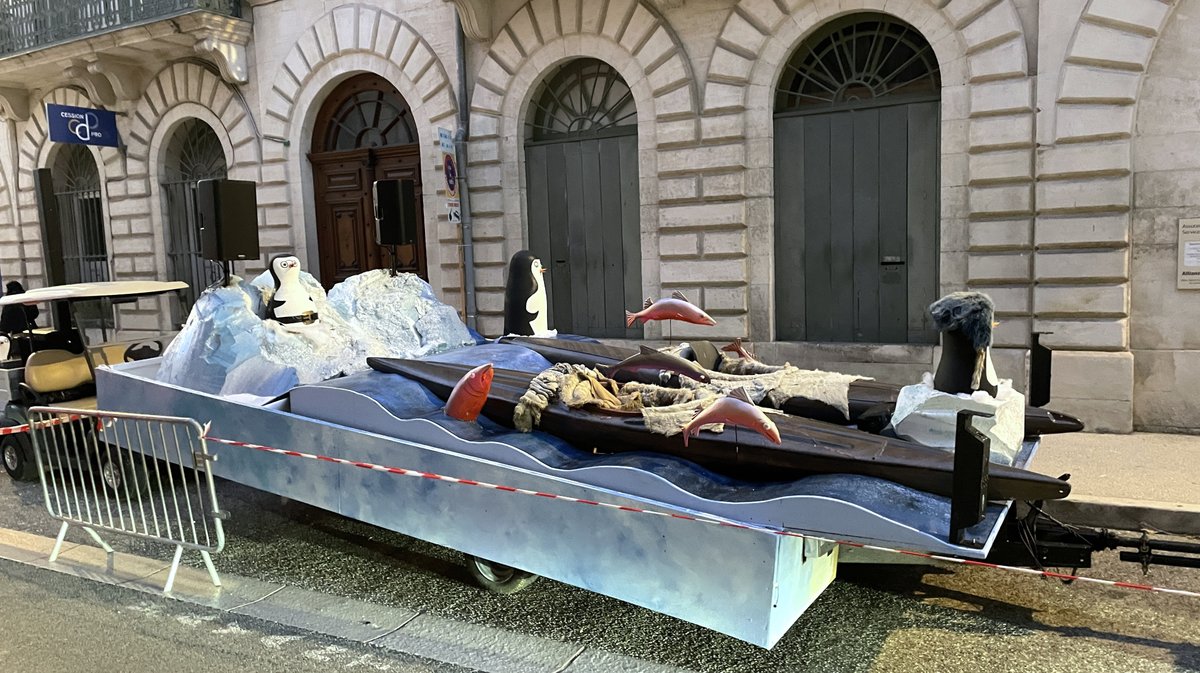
[497,336,1085,439]
[369,357,1072,503]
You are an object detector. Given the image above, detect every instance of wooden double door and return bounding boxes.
[309,145,426,288]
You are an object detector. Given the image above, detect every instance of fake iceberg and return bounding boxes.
[156,270,474,397]
[326,270,474,359]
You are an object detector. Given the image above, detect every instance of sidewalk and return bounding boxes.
[1030,432,1200,535]
[0,527,684,673]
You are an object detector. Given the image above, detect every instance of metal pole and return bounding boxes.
[454,12,478,331]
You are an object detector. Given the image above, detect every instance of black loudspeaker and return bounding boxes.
[33,168,66,285]
[198,178,259,261]
[373,178,417,246]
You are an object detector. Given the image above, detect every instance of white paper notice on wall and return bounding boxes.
[1180,218,1200,289]
[1187,242,1200,266]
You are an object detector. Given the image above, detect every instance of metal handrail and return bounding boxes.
[0,0,242,58]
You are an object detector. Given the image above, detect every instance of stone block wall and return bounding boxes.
[1130,0,1200,432]
[1034,0,1177,432]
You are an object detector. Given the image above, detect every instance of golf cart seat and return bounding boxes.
[21,349,96,408]
[89,343,132,367]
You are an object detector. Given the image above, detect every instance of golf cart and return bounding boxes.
[0,280,188,481]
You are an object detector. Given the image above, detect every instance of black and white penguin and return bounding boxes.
[502,250,548,336]
[266,254,319,329]
[930,291,999,396]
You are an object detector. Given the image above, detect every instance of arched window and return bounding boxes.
[52,144,108,285]
[776,14,940,112]
[160,119,228,322]
[773,14,941,344]
[523,58,642,338]
[527,59,637,141]
[320,75,418,151]
[50,144,111,330]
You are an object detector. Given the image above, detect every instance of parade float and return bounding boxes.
[8,248,1198,648]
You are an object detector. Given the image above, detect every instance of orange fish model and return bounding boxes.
[625,291,716,328]
[681,388,781,447]
[720,337,758,363]
[445,363,494,422]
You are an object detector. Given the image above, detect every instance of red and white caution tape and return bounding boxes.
[202,435,1200,599]
[0,414,84,436]
[0,423,33,436]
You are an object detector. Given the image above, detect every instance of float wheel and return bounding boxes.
[2,435,37,482]
[466,556,539,595]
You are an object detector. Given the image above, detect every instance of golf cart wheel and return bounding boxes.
[466,556,539,595]
[2,435,37,482]
[98,449,149,496]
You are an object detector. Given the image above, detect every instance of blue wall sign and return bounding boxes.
[47,103,119,148]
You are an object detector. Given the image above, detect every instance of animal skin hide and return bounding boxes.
[929,291,995,351]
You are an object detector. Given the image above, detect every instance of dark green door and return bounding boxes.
[524,58,642,338]
[773,13,941,344]
[774,100,939,343]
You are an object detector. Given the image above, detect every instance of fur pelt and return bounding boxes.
[929,291,994,350]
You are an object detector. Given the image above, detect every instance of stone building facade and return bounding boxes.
[0,0,1195,434]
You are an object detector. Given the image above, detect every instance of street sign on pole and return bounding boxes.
[438,127,462,223]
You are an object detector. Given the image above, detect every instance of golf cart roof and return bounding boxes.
[0,280,189,306]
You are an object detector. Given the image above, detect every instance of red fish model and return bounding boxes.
[445,363,494,422]
[625,291,716,327]
[720,337,758,363]
[681,387,781,447]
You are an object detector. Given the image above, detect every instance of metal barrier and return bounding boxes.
[28,407,226,592]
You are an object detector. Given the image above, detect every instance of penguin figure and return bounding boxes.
[930,291,999,396]
[267,254,320,330]
[503,250,549,336]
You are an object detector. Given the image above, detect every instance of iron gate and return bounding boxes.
[51,145,112,330]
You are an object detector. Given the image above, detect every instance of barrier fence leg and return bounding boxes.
[48,521,69,563]
[82,527,115,571]
[200,550,221,588]
[164,545,184,593]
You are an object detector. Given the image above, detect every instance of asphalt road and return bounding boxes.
[0,560,469,673]
[2,474,1199,673]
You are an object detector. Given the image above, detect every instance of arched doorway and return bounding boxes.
[51,144,108,285]
[773,14,940,344]
[524,58,641,338]
[50,143,111,330]
[309,73,426,288]
[161,119,228,323]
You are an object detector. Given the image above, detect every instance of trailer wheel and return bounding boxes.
[466,556,538,595]
[97,449,150,496]
[2,435,37,482]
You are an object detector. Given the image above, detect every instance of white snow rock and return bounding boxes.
[326,270,474,359]
[156,270,474,397]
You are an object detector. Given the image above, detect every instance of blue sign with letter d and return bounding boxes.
[47,103,119,148]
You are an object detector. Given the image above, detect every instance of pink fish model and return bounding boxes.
[625,291,716,328]
[720,337,758,363]
[681,388,781,447]
[445,363,494,422]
